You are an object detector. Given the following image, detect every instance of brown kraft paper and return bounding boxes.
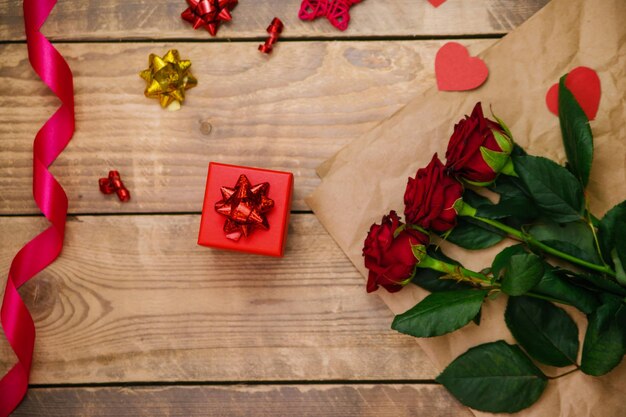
[307,0,626,415]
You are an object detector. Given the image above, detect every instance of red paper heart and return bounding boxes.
[435,42,488,91]
[428,0,447,7]
[546,66,601,120]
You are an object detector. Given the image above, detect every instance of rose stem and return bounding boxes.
[418,255,573,306]
[456,202,617,278]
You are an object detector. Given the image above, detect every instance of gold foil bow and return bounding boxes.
[139,49,197,110]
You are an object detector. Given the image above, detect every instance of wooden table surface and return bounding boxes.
[0,1,547,415]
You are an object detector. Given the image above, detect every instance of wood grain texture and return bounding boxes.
[0,1,546,415]
[13,384,472,417]
[0,214,437,383]
[0,39,494,214]
[0,0,548,41]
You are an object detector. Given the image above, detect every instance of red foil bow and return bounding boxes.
[259,17,284,54]
[99,170,131,202]
[181,0,238,36]
[215,174,275,241]
[298,0,363,31]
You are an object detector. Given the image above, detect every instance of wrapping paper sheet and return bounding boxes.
[307,0,626,415]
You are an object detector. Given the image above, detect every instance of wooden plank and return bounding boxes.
[0,39,494,214]
[13,384,472,417]
[0,0,548,41]
[0,214,437,384]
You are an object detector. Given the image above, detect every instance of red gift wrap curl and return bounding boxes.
[259,17,284,54]
[99,170,131,202]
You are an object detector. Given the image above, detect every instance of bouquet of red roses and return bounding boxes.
[363,76,626,413]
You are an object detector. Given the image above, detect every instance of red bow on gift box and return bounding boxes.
[181,0,238,36]
[215,174,275,241]
[298,0,362,31]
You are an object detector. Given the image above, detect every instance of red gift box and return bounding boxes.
[198,162,293,257]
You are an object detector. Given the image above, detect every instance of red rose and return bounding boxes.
[363,211,429,293]
[445,102,513,184]
[404,154,463,233]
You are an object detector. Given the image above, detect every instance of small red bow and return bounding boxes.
[181,0,238,36]
[99,170,131,202]
[215,174,275,241]
[259,17,284,54]
[298,0,362,31]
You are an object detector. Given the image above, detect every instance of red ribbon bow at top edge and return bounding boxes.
[215,174,275,241]
[181,0,238,36]
[298,0,363,31]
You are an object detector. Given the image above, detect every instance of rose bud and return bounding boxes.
[445,102,514,184]
[363,211,429,293]
[404,154,464,233]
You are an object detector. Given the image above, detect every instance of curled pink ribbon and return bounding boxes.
[0,0,75,415]
[298,0,362,31]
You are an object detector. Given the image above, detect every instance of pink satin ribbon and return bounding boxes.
[0,0,74,415]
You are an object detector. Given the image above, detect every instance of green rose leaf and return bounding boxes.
[491,244,527,279]
[598,200,626,283]
[505,296,579,367]
[501,253,545,296]
[391,289,488,338]
[529,221,603,265]
[533,269,599,314]
[598,201,626,256]
[478,194,537,221]
[465,180,539,222]
[564,270,626,298]
[446,217,505,250]
[512,154,584,223]
[436,341,548,413]
[461,188,491,208]
[558,76,594,188]
[488,174,540,221]
[581,295,626,376]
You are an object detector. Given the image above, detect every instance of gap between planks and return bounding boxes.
[29,378,440,389]
[0,33,506,45]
